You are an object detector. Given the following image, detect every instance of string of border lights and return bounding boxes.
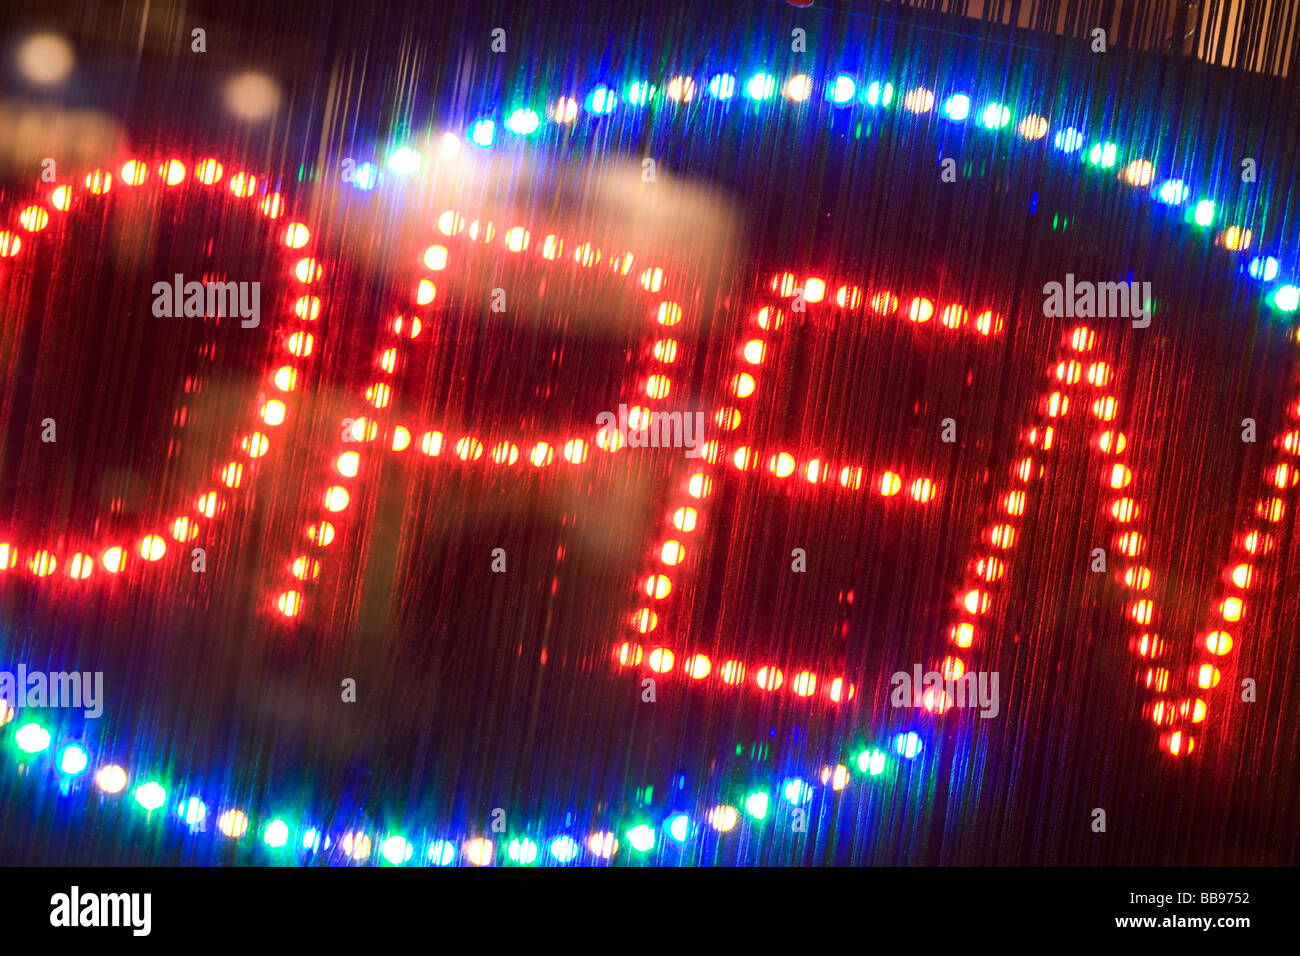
[0,156,934,864]
[0,694,928,864]
[344,71,1299,316]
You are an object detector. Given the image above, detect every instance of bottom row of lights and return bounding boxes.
[3,704,925,863]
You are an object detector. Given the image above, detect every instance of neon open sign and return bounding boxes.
[0,157,1284,769]
[0,143,1294,869]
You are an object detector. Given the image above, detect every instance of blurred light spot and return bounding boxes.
[223,71,281,121]
[707,805,738,831]
[352,163,379,190]
[553,97,579,122]
[821,764,849,790]
[1219,226,1251,250]
[95,764,127,793]
[980,103,1011,128]
[1248,256,1279,281]
[231,173,259,198]
[505,109,539,135]
[893,732,923,758]
[708,74,736,99]
[586,86,617,114]
[902,87,934,112]
[59,744,88,775]
[1017,114,1048,139]
[119,160,147,186]
[1087,142,1118,167]
[159,160,186,185]
[665,76,695,101]
[428,840,456,865]
[865,81,894,107]
[783,779,812,804]
[1122,160,1154,186]
[134,781,166,811]
[381,835,414,865]
[263,819,289,848]
[857,748,889,775]
[746,73,776,100]
[469,119,496,148]
[627,81,656,105]
[1053,127,1084,152]
[587,832,617,858]
[217,810,249,838]
[15,722,50,753]
[388,147,421,174]
[827,75,856,104]
[195,159,223,185]
[1155,179,1189,204]
[942,94,971,120]
[17,33,74,86]
[626,825,655,852]
[1274,285,1300,312]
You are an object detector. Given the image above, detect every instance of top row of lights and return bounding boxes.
[411,73,1292,314]
[345,73,1292,315]
[464,74,898,146]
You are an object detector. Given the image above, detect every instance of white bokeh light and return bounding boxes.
[16,33,75,86]
[223,71,282,121]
